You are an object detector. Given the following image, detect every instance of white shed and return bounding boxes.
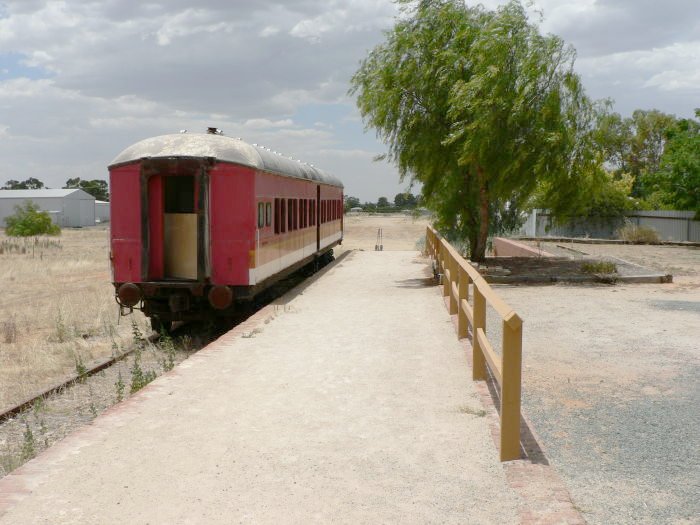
[95,200,110,223]
[0,189,96,228]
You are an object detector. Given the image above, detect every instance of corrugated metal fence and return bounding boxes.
[520,210,700,242]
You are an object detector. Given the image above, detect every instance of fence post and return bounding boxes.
[448,255,458,314]
[472,285,487,380]
[457,266,469,339]
[442,243,450,298]
[500,314,523,461]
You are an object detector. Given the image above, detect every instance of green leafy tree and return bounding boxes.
[643,110,700,216]
[64,177,109,201]
[377,196,390,208]
[2,178,45,190]
[344,195,361,211]
[350,0,602,260]
[23,177,45,190]
[596,109,677,197]
[394,192,418,209]
[4,201,61,236]
[1,180,23,189]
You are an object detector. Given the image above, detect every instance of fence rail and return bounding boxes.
[426,226,523,461]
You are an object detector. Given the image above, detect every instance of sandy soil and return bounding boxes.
[339,213,429,252]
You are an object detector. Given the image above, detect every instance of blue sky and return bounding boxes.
[0,0,698,202]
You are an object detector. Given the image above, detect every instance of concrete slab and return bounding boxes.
[0,251,519,524]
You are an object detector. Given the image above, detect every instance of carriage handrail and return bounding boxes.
[426,226,523,462]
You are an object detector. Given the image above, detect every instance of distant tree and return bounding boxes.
[394,192,418,209]
[350,0,602,261]
[344,195,361,212]
[2,178,45,190]
[1,180,24,190]
[4,201,60,236]
[23,177,45,190]
[363,201,377,212]
[377,196,390,208]
[596,109,677,197]
[643,110,700,217]
[64,178,109,201]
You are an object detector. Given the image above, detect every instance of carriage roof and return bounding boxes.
[109,133,343,188]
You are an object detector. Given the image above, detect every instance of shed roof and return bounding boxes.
[109,133,343,188]
[0,189,95,199]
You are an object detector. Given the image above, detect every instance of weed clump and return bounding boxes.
[20,421,36,461]
[115,371,125,402]
[129,351,156,393]
[581,261,617,274]
[2,318,18,343]
[158,329,176,372]
[617,221,660,243]
[74,353,88,383]
[129,320,156,393]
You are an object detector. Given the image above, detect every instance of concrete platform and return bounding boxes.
[0,251,520,524]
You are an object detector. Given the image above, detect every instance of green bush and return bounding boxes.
[581,261,617,274]
[4,201,60,236]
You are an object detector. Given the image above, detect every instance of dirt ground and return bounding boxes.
[491,243,700,524]
[339,212,429,252]
[525,240,699,281]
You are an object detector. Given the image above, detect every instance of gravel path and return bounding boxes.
[491,243,700,524]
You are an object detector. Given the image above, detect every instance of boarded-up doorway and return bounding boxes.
[163,175,197,279]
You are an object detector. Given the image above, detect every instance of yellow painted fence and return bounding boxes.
[426,226,523,461]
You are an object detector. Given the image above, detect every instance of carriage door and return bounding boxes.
[163,175,198,280]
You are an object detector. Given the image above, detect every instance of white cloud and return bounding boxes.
[243,118,295,129]
[0,0,697,198]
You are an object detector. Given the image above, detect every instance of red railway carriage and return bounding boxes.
[109,131,343,329]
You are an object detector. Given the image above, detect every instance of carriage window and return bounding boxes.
[301,199,307,228]
[274,199,280,234]
[266,202,272,226]
[293,199,299,230]
[257,203,264,228]
[280,199,286,233]
[287,199,293,231]
[164,175,194,213]
[309,200,315,226]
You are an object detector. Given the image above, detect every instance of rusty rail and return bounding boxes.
[426,226,523,461]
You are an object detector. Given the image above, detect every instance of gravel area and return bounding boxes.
[486,243,700,524]
[525,241,699,278]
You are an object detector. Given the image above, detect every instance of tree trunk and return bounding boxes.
[472,166,489,262]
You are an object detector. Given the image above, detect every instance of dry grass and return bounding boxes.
[0,226,149,413]
[616,221,661,243]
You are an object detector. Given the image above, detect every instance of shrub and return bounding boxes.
[616,221,660,244]
[4,201,60,236]
[581,261,617,274]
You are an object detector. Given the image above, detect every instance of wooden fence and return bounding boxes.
[426,226,523,461]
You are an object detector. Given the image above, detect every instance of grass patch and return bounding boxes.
[458,405,487,417]
[581,261,617,274]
